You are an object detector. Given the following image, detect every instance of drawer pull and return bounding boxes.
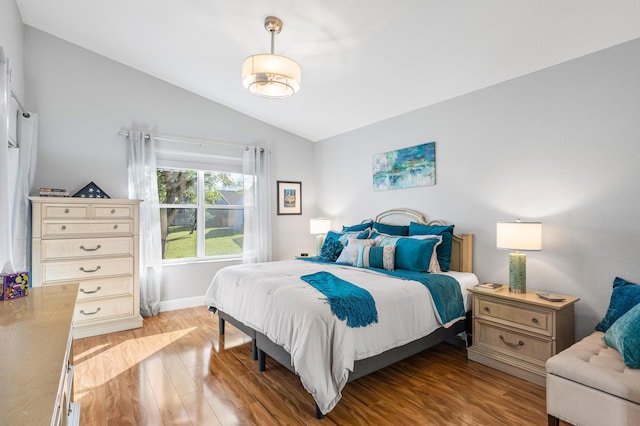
[111,209,116,214]
[80,286,102,294]
[65,208,69,213]
[532,318,539,324]
[80,307,101,316]
[80,244,102,252]
[483,307,490,313]
[80,266,102,273]
[61,225,66,231]
[113,224,118,230]
[499,335,524,348]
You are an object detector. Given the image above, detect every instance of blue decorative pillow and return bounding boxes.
[372,222,409,236]
[394,238,440,272]
[319,236,344,262]
[408,222,455,271]
[603,302,640,368]
[357,245,395,271]
[342,221,373,232]
[337,229,371,245]
[595,276,640,332]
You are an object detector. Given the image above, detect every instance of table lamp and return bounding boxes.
[310,218,332,256]
[496,220,542,293]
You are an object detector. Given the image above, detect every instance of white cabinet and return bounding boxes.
[31,197,143,338]
[0,285,79,425]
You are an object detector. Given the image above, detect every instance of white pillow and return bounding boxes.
[335,237,377,266]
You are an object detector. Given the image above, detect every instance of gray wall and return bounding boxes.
[316,38,640,340]
[0,0,24,99]
[24,27,319,306]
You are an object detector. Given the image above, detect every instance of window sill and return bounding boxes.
[162,256,242,267]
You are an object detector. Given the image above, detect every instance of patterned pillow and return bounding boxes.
[335,238,377,266]
[357,245,395,271]
[319,237,344,262]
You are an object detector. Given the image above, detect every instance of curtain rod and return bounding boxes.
[10,90,31,118]
[118,130,262,151]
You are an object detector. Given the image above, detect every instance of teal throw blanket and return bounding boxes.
[379,269,465,326]
[301,271,378,328]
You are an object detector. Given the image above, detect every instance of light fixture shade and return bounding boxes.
[496,221,542,251]
[242,54,301,98]
[310,218,331,235]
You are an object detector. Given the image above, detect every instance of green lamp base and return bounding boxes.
[509,252,527,293]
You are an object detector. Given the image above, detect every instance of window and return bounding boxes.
[157,168,244,261]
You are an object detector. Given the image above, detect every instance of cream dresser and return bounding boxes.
[467,286,579,387]
[31,197,143,338]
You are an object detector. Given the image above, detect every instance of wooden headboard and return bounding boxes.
[369,208,474,273]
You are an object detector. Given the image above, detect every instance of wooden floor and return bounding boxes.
[73,306,564,425]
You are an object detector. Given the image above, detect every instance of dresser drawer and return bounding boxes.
[77,277,133,300]
[43,205,89,219]
[476,298,552,336]
[42,257,133,283]
[74,296,134,323]
[474,321,552,363]
[42,237,134,260]
[94,205,134,219]
[43,221,133,238]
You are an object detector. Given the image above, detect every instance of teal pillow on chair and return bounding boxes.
[595,276,640,332]
[603,302,640,368]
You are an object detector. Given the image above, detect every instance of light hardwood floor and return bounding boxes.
[73,306,566,425]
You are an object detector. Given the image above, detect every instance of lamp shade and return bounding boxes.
[242,54,301,98]
[310,218,331,235]
[496,221,542,251]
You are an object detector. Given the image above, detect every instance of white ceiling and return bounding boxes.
[16,0,640,142]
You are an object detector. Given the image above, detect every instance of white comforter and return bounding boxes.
[204,260,478,414]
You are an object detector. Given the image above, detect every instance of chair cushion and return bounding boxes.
[546,332,640,404]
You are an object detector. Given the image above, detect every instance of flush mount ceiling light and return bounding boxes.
[242,16,301,99]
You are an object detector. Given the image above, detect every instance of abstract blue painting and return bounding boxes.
[373,142,435,191]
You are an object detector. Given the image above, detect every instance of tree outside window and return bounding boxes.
[157,168,244,260]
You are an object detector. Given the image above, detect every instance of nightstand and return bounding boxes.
[467,285,579,387]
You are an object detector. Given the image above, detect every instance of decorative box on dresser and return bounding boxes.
[467,286,579,387]
[30,197,143,338]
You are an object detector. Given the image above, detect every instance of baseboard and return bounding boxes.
[159,295,206,312]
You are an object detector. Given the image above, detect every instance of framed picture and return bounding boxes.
[373,141,436,191]
[277,181,302,215]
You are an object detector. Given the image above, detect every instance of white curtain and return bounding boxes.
[11,113,38,272]
[242,146,271,263]
[127,131,163,317]
[0,48,14,274]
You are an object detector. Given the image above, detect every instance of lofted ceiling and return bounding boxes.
[15,0,640,142]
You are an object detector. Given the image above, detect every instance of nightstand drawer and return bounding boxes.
[474,321,552,363]
[476,298,552,336]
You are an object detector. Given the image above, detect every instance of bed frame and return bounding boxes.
[216,209,474,418]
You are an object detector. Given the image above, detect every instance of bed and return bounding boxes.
[205,209,476,418]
